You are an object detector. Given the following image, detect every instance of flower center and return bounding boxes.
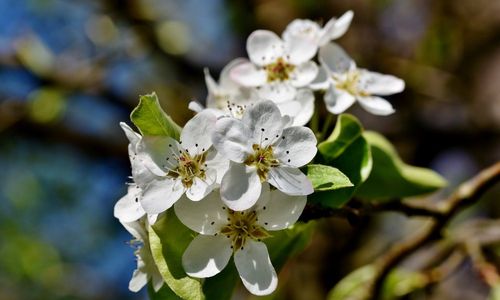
[220,210,271,251]
[244,144,280,181]
[167,151,207,188]
[264,57,295,82]
[334,71,369,97]
[224,101,246,119]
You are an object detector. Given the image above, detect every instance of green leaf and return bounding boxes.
[265,221,316,271]
[489,284,500,300]
[310,136,372,208]
[149,210,205,300]
[310,114,372,208]
[327,265,375,300]
[307,164,353,191]
[327,265,428,300]
[203,261,239,300]
[148,283,183,300]
[131,92,182,139]
[356,131,447,200]
[318,114,363,161]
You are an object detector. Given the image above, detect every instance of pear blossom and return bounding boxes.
[190,88,314,126]
[174,184,306,296]
[230,30,318,103]
[122,217,164,293]
[120,122,157,188]
[116,123,158,224]
[204,58,259,111]
[138,111,229,214]
[315,43,405,115]
[191,60,314,125]
[283,10,354,48]
[212,100,316,211]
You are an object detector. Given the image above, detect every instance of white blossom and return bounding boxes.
[115,123,158,224]
[138,111,229,214]
[190,87,314,126]
[174,184,306,296]
[212,100,316,211]
[315,43,405,115]
[229,30,318,103]
[204,58,259,112]
[122,217,164,293]
[283,10,354,48]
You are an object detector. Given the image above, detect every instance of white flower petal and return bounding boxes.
[309,66,330,90]
[212,117,253,163]
[357,96,395,116]
[234,240,278,296]
[130,153,157,187]
[242,100,285,147]
[281,115,294,128]
[121,219,148,242]
[230,62,267,87]
[318,10,354,45]
[219,58,249,90]
[275,126,317,168]
[141,179,184,214]
[188,101,205,113]
[151,270,164,292]
[268,166,313,196]
[324,86,356,114]
[204,68,219,96]
[114,185,145,222]
[138,136,180,176]
[181,110,217,156]
[285,35,318,64]
[220,163,262,211]
[120,122,141,148]
[148,213,159,225]
[129,264,148,292]
[256,190,306,231]
[182,234,233,278]
[205,149,230,184]
[291,89,314,126]
[174,192,227,234]
[276,100,301,123]
[186,172,216,201]
[319,43,355,74]
[282,19,321,44]
[359,70,405,95]
[247,30,284,66]
[289,61,318,87]
[257,82,297,103]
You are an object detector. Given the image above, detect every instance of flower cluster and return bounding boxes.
[115,10,406,297]
[116,99,315,295]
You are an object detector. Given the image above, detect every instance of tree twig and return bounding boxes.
[369,161,500,300]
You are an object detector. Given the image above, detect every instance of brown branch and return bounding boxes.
[369,161,500,300]
[299,198,444,223]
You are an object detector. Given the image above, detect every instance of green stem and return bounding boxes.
[318,114,334,143]
[310,103,320,137]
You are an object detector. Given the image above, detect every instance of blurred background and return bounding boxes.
[0,0,499,299]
